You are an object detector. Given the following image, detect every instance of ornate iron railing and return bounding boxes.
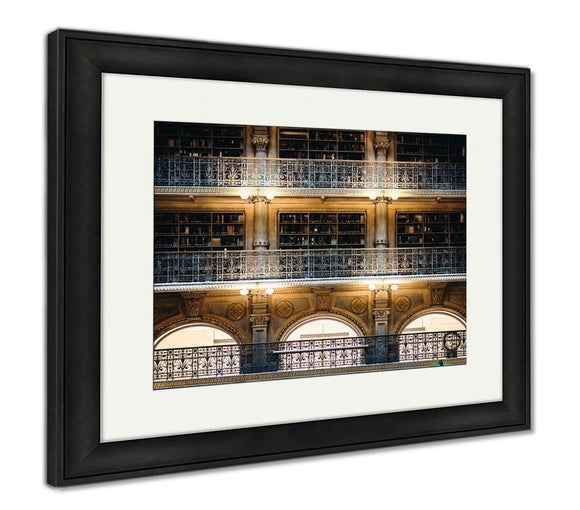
[153,330,467,383]
[154,247,466,284]
[154,156,466,191]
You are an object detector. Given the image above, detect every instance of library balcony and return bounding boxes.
[153,247,466,291]
[153,156,466,196]
[153,330,467,388]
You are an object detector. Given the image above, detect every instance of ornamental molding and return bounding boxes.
[276,300,295,318]
[226,302,246,321]
[350,297,368,315]
[154,274,467,293]
[428,282,447,306]
[182,296,203,318]
[394,295,411,313]
[154,187,466,198]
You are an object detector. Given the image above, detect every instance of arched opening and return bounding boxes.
[399,310,466,362]
[278,315,365,371]
[154,323,238,350]
[153,324,240,380]
[401,310,465,334]
[282,315,364,342]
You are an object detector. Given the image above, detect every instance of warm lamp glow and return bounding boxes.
[265,288,274,295]
[239,288,249,296]
[390,284,399,291]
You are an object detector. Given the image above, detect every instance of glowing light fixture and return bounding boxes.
[391,193,399,201]
[390,284,399,291]
[265,288,274,295]
[240,192,250,200]
[265,191,275,201]
[368,283,377,291]
[239,288,249,296]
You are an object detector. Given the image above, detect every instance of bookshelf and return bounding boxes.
[278,212,366,249]
[154,122,246,158]
[154,212,245,252]
[395,133,466,164]
[396,211,466,247]
[278,128,366,160]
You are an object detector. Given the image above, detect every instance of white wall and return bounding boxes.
[1,0,576,507]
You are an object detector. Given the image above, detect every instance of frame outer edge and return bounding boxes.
[46,29,66,486]
[46,30,531,485]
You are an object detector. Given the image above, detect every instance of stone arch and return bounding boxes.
[154,318,244,348]
[395,307,466,335]
[276,311,367,342]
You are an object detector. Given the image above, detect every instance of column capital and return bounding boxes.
[250,195,270,204]
[250,314,270,328]
[373,138,391,159]
[372,308,391,321]
[252,135,270,155]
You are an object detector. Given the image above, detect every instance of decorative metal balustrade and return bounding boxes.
[154,156,466,191]
[153,330,467,384]
[154,247,466,285]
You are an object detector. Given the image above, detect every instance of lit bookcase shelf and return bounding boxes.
[279,128,366,160]
[279,212,366,249]
[154,122,246,158]
[154,212,245,252]
[395,133,466,164]
[396,211,466,247]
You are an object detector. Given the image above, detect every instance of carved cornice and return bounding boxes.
[154,274,467,293]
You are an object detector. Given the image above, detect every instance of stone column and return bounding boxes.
[251,128,270,158]
[373,133,391,188]
[372,287,393,363]
[373,135,390,161]
[248,289,272,373]
[374,197,389,248]
[251,196,270,250]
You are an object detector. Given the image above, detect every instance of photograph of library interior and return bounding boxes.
[153,122,467,389]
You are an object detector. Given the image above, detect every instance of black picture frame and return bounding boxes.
[47,29,530,486]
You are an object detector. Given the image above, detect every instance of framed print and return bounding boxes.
[47,29,530,486]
